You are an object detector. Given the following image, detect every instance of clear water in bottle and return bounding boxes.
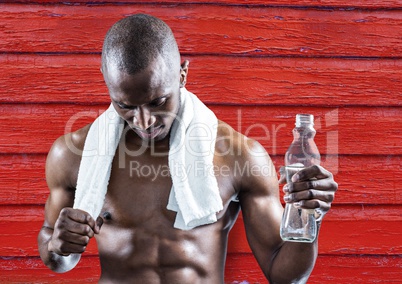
[280,114,319,243]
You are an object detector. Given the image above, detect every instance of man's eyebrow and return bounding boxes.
[113,95,168,107]
[150,94,168,102]
[113,100,135,108]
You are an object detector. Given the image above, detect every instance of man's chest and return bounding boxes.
[103,147,238,226]
[103,151,173,226]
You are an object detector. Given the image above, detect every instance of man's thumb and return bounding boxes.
[94,215,104,234]
[278,166,287,184]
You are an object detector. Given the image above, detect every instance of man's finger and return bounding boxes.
[293,199,331,212]
[291,165,331,182]
[288,178,337,192]
[61,231,91,246]
[285,188,335,204]
[63,221,95,238]
[65,208,95,229]
[56,241,88,255]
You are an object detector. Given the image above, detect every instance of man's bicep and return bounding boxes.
[38,137,77,270]
[44,186,75,227]
[239,179,284,274]
[44,137,76,227]
[238,141,284,277]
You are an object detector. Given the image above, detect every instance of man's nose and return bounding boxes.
[132,107,156,130]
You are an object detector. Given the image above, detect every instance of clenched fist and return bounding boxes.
[48,208,103,256]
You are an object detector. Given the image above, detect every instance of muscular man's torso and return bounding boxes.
[70,122,243,283]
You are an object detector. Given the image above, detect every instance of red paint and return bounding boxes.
[0,255,401,283]
[2,154,401,205]
[0,1,401,283]
[1,54,401,106]
[0,205,401,257]
[228,205,402,254]
[1,5,401,57]
[0,104,400,155]
[10,0,402,9]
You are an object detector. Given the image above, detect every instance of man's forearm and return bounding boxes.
[268,240,318,283]
[268,222,321,284]
[37,227,81,273]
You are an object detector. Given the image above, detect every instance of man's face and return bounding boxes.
[103,55,182,143]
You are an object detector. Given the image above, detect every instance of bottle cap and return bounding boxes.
[296,114,314,127]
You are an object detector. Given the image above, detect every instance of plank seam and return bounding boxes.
[6,1,402,11]
[1,101,401,108]
[1,52,401,61]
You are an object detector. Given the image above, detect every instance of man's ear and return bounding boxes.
[180,60,189,88]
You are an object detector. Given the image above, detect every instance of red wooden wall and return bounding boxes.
[1,1,401,283]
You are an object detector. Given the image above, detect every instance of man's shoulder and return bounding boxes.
[215,120,276,196]
[216,120,266,158]
[46,124,92,187]
[49,123,92,159]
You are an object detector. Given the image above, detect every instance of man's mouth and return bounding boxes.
[133,125,163,140]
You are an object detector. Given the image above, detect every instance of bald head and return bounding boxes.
[102,14,180,74]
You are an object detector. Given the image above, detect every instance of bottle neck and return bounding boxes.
[286,116,320,166]
[292,125,316,140]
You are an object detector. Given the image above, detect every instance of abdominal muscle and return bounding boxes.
[95,216,228,284]
[93,141,239,283]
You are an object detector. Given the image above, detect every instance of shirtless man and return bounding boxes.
[38,14,338,283]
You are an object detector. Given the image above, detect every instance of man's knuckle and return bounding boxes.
[85,214,93,224]
[83,225,92,235]
[289,193,295,201]
[312,165,321,172]
[59,243,69,254]
[55,220,65,231]
[313,200,321,208]
[83,236,90,244]
[60,208,69,217]
[87,229,95,238]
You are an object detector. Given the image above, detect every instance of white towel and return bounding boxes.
[73,104,124,218]
[167,88,222,230]
[73,87,223,230]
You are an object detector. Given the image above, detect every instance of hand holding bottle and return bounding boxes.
[280,114,338,242]
[282,164,337,219]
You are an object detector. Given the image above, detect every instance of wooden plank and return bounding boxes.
[1,54,401,106]
[227,205,402,255]
[1,205,401,256]
[0,254,401,283]
[0,54,108,105]
[225,253,402,283]
[1,154,400,205]
[0,256,100,283]
[0,104,400,155]
[272,155,402,205]
[0,206,99,257]
[1,4,401,57]
[9,0,402,9]
[0,154,48,205]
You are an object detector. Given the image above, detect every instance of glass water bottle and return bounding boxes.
[280,114,320,243]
